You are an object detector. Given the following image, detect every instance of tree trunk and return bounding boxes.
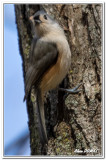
[15,4,102,156]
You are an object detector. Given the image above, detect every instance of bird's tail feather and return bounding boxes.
[36,89,48,146]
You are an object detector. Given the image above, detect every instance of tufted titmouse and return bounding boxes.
[24,10,81,146]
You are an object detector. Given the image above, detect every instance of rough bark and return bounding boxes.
[15,4,102,156]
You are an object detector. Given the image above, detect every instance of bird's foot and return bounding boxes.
[59,83,82,98]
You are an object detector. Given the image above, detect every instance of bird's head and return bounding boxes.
[30,10,63,37]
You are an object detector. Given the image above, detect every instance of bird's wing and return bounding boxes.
[24,39,58,100]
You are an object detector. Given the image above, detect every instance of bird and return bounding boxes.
[24,10,81,146]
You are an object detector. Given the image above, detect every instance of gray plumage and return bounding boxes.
[24,38,58,100]
[24,10,71,146]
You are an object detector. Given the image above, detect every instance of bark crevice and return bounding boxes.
[15,4,102,156]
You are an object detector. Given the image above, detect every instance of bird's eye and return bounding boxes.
[44,15,47,20]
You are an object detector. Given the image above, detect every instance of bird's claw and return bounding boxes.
[59,83,83,98]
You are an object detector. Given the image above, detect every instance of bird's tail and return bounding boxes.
[36,89,48,146]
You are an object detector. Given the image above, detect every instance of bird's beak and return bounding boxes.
[34,19,41,23]
[29,15,41,24]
